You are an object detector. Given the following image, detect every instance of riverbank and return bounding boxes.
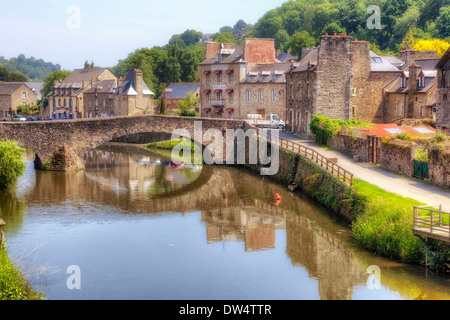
[146,137,448,271]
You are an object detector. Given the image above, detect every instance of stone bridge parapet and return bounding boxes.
[0,115,248,171]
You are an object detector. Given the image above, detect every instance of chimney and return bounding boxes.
[134,69,143,96]
[408,63,421,92]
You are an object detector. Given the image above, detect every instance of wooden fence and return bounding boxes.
[413,204,450,243]
[256,128,353,185]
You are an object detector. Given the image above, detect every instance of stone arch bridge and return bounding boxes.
[0,115,250,171]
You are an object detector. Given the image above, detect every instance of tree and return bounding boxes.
[180,29,203,47]
[436,6,450,38]
[321,22,346,36]
[213,32,236,44]
[178,91,199,117]
[0,140,26,190]
[41,70,71,98]
[289,31,316,58]
[274,29,290,52]
[413,38,450,57]
[83,60,95,69]
[0,65,29,82]
[254,9,283,38]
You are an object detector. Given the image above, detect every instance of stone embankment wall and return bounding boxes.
[242,140,364,223]
[428,145,450,187]
[379,139,417,177]
[328,134,369,162]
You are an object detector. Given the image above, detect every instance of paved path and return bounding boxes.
[279,131,450,212]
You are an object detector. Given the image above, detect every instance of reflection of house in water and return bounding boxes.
[202,202,285,252]
[286,214,367,300]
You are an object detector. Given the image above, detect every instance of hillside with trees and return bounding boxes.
[0,54,61,81]
[111,0,449,99]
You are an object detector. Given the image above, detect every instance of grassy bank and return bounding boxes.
[351,179,427,264]
[0,247,43,300]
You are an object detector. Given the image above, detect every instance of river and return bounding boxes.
[0,143,449,300]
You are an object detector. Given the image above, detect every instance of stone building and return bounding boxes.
[161,82,200,111]
[384,58,440,122]
[199,38,293,120]
[435,46,450,130]
[84,69,155,118]
[286,35,402,136]
[0,82,37,120]
[46,68,117,120]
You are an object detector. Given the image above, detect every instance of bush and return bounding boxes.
[309,115,372,145]
[0,140,26,190]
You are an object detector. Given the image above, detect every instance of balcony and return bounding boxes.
[211,100,225,107]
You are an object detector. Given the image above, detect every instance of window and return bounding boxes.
[22,91,27,99]
[401,74,407,88]
[206,74,210,84]
[272,90,276,103]
[229,93,234,103]
[298,85,302,99]
[229,73,234,83]
[352,88,356,96]
[397,102,403,116]
[259,89,263,102]
[206,93,210,102]
[421,107,425,117]
[247,90,251,103]
[0,111,3,118]
[418,75,425,88]
[290,84,293,100]
[217,73,222,83]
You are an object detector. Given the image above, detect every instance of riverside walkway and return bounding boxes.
[279,131,450,212]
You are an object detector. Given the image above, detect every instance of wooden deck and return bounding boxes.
[412,205,450,243]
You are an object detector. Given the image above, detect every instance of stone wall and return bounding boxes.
[380,139,417,177]
[428,145,450,188]
[0,115,248,170]
[328,134,369,162]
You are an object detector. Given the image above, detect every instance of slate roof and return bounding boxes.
[370,52,402,72]
[291,48,318,72]
[0,82,28,95]
[59,68,111,84]
[84,79,117,94]
[162,83,200,99]
[118,69,154,96]
[25,82,44,99]
[243,64,291,83]
[200,45,245,65]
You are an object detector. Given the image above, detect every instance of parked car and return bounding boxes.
[13,115,26,122]
[27,116,39,121]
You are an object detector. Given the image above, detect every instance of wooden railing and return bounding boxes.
[413,204,450,242]
[256,128,353,185]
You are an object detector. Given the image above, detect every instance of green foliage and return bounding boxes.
[250,0,450,55]
[416,149,429,162]
[0,64,29,82]
[288,30,316,58]
[0,140,26,190]
[0,248,42,300]
[16,104,39,115]
[0,54,60,82]
[177,91,199,117]
[42,70,71,98]
[309,115,372,145]
[351,179,426,263]
[213,32,237,44]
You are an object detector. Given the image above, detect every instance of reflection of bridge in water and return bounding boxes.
[11,143,450,300]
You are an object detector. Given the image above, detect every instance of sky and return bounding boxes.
[0,0,288,70]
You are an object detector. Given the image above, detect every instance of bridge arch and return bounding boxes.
[0,115,248,171]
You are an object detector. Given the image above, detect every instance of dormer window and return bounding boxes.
[418,72,425,88]
[400,73,407,88]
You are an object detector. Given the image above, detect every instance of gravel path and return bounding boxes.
[279,131,450,212]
